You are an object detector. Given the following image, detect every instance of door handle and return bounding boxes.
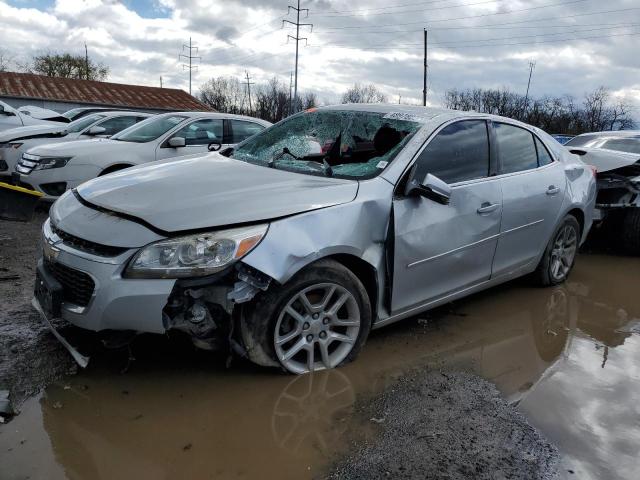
[546,185,560,195]
[477,202,499,214]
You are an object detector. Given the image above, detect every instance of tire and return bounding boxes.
[621,209,640,255]
[533,214,581,286]
[240,259,372,374]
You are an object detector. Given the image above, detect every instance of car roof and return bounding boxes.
[156,111,272,126]
[97,111,154,118]
[316,103,535,126]
[572,130,640,139]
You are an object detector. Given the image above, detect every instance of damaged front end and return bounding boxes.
[162,263,272,354]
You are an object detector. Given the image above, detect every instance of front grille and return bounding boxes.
[51,224,129,257]
[45,260,95,307]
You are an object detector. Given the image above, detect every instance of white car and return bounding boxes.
[14,111,272,200]
[0,111,152,182]
[0,100,65,133]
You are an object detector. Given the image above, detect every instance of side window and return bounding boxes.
[534,137,554,166]
[414,120,489,184]
[95,116,139,136]
[231,120,265,143]
[172,119,223,146]
[495,123,538,174]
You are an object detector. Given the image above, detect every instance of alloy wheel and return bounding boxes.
[274,283,361,374]
[550,224,578,282]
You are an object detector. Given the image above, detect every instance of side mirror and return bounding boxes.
[86,126,106,136]
[168,136,186,148]
[405,170,452,205]
[0,105,15,117]
[208,141,222,152]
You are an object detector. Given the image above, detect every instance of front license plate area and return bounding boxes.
[35,261,63,317]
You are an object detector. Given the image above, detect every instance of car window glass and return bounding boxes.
[231,120,265,143]
[172,119,223,146]
[94,116,139,136]
[414,120,489,184]
[231,110,421,179]
[114,115,187,143]
[564,134,598,147]
[495,123,538,174]
[535,137,554,166]
[67,114,106,133]
[601,138,640,154]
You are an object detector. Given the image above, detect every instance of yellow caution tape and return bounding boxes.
[0,181,44,197]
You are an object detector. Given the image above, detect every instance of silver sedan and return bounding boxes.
[36,105,596,374]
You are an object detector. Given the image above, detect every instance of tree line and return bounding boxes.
[0,49,109,81]
[443,86,635,134]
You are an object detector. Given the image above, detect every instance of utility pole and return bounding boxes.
[423,28,428,106]
[524,61,536,113]
[283,1,312,114]
[160,76,163,88]
[289,71,294,114]
[244,71,255,113]
[84,43,89,80]
[179,37,201,95]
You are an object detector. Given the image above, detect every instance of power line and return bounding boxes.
[179,37,200,95]
[318,3,639,30]
[314,0,508,18]
[283,0,313,114]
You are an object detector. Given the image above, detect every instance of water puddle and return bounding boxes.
[1,253,639,479]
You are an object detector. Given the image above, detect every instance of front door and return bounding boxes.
[491,123,566,276]
[391,119,503,314]
[155,118,226,161]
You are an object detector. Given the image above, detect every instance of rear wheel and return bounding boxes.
[534,215,580,286]
[621,208,640,255]
[240,259,372,374]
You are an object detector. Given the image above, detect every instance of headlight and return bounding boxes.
[124,224,268,279]
[34,156,72,170]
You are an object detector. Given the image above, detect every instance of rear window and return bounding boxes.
[495,123,538,174]
[601,138,640,154]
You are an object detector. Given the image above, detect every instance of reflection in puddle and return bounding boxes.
[0,254,639,479]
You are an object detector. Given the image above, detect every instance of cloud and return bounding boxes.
[0,0,638,114]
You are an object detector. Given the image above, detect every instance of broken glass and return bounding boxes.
[232,110,422,179]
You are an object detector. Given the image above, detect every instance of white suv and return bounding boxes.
[14,111,271,200]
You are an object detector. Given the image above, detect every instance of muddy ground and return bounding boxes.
[0,210,76,412]
[0,212,563,478]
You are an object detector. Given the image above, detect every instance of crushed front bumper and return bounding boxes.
[40,219,175,334]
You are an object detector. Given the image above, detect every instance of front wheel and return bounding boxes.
[534,214,580,286]
[240,259,372,374]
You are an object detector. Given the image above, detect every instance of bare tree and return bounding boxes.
[25,52,109,80]
[341,83,388,104]
[199,76,245,114]
[444,86,635,134]
[0,49,14,72]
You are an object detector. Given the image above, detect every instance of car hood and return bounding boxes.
[0,124,68,142]
[567,146,640,173]
[27,138,125,156]
[75,154,359,233]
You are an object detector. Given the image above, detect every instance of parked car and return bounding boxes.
[565,131,640,253]
[16,105,68,122]
[59,106,143,122]
[35,105,596,374]
[0,111,152,184]
[13,111,271,200]
[0,100,64,133]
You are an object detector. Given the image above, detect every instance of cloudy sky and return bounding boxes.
[1,0,639,110]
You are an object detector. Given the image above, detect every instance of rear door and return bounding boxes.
[391,119,503,313]
[491,122,566,276]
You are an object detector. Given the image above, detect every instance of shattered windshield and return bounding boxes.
[231,110,422,179]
